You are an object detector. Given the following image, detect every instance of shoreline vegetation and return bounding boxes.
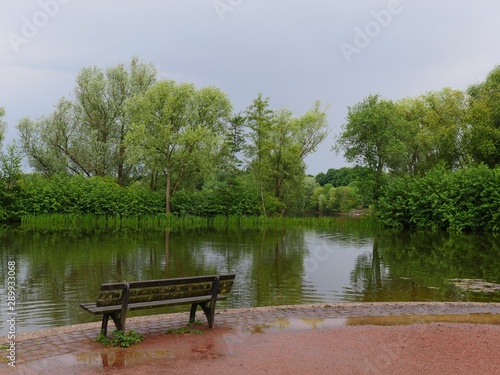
[2,59,500,233]
[18,213,381,232]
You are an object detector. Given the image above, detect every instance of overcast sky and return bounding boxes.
[1,0,500,175]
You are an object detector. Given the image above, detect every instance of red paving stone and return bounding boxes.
[1,302,500,374]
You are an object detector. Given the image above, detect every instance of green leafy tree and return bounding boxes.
[303,175,319,210]
[465,66,500,167]
[18,99,80,176]
[397,88,467,173]
[125,80,232,214]
[284,101,330,211]
[267,108,305,212]
[226,113,246,165]
[335,94,408,201]
[17,57,157,184]
[0,143,23,220]
[315,166,371,187]
[245,94,275,215]
[245,96,329,214]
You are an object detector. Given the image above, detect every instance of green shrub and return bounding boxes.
[94,330,144,348]
[378,165,500,231]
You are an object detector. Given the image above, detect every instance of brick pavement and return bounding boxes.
[2,302,500,372]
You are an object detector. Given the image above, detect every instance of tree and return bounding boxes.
[295,101,330,160]
[0,141,23,221]
[244,94,275,215]
[268,108,304,211]
[245,96,329,214]
[465,66,500,167]
[226,113,246,164]
[125,80,232,214]
[335,94,408,201]
[17,57,157,184]
[315,166,371,187]
[396,88,467,174]
[18,99,82,176]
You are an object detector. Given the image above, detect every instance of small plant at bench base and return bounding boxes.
[187,319,204,327]
[165,325,205,336]
[164,319,205,335]
[95,329,144,348]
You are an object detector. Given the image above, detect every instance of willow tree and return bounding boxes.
[125,80,232,214]
[17,57,157,184]
[17,99,75,175]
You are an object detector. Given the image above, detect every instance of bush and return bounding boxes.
[13,174,164,219]
[378,165,500,231]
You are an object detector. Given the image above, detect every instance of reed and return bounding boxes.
[20,213,382,232]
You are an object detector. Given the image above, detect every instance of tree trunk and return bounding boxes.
[165,171,171,214]
[117,145,125,186]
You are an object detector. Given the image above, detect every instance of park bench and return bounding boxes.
[80,274,236,336]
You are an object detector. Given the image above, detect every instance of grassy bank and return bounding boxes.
[20,213,382,232]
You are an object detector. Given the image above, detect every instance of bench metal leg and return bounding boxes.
[189,303,198,324]
[190,276,220,328]
[101,312,123,337]
[190,301,216,328]
[201,301,216,328]
[101,314,110,337]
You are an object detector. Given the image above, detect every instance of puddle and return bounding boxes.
[18,350,176,373]
[248,317,347,333]
[246,313,500,334]
[347,313,500,326]
[74,349,175,368]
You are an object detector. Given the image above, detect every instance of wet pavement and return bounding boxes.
[2,302,500,374]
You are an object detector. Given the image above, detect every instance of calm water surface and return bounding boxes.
[1,226,499,334]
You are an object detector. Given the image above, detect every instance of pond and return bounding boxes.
[1,226,500,334]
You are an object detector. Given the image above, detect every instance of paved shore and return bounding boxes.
[2,302,500,374]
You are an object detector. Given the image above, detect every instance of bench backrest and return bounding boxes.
[96,274,236,307]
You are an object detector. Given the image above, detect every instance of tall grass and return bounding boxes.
[20,213,382,232]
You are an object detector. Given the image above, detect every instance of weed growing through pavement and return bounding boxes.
[187,319,204,327]
[94,330,144,348]
[165,327,205,336]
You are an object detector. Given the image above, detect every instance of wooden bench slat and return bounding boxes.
[80,294,228,314]
[99,274,235,290]
[96,279,234,307]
